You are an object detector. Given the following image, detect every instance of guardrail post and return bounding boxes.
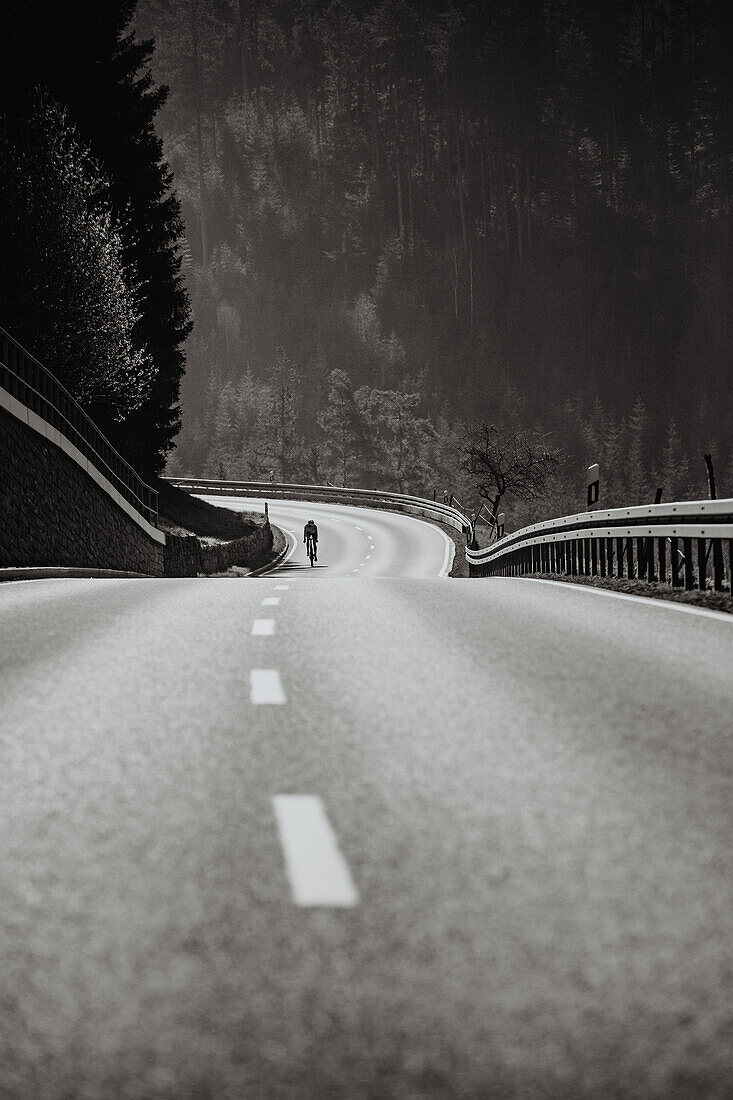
[636,537,647,579]
[657,538,666,584]
[683,537,694,589]
[671,538,681,587]
[648,539,656,582]
[697,538,707,590]
[712,538,724,590]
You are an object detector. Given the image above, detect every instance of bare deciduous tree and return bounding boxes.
[460,422,558,533]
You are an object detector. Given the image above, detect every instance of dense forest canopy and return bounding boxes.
[135,0,733,512]
[4,0,723,518]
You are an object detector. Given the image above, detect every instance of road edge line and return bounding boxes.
[499,576,733,623]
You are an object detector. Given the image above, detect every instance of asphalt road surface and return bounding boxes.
[1,502,732,1099]
[198,494,456,578]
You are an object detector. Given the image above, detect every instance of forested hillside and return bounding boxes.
[136,0,733,513]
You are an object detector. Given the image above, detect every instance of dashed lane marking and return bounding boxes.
[252,619,275,636]
[355,526,363,531]
[365,555,371,560]
[250,669,286,704]
[262,597,280,606]
[273,795,359,907]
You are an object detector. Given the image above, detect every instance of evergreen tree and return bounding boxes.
[0,97,154,434]
[319,369,370,486]
[658,419,690,503]
[0,0,191,476]
[356,387,435,493]
[261,347,301,482]
[625,400,651,506]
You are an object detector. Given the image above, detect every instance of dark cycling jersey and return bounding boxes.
[303,522,318,544]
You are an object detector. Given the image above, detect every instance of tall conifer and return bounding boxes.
[0,0,191,475]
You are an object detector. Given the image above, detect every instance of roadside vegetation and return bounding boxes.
[136,0,731,511]
[0,0,190,478]
[524,574,733,615]
[155,479,260,540]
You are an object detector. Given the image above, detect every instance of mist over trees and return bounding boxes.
[0,0,191,476]
[134,0,732,514]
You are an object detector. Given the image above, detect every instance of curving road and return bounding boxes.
[1,500,732,1098]
[198,494,455,577]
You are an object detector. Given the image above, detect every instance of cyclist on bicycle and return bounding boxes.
[303,519,318,563]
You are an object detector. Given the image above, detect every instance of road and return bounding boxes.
[1,500,732,1099]
[198,494,456,578]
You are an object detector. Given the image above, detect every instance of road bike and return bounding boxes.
[305,536,317,566]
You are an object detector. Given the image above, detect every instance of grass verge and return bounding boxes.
[154,478,261,540]
[522,572,733,614]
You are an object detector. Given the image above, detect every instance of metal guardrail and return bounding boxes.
[466,499,733,591]
[164,477,471,536]
[0,325,158,527]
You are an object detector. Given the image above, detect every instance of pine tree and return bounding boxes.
[0,97,154,435]
[261,347,301,482]
[624,399,650,506]
[658,418,690,503]
[318,369,370,486]
[356,386,435,493]
[0,0,191,476]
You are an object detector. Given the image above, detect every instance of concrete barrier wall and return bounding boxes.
[0,404,165,574]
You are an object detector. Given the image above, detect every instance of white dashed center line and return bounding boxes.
[355,526,363,531]
[261,597,280,606]
[365,554,371,560]
[250,669,286,704]
[273,795,359,907]
[252,619,275,636]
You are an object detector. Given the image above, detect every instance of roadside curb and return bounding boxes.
[246,528,291,577]
[0,566,153,583]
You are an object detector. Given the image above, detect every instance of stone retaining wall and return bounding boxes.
[0,405,165,574]
[163,524,273,577]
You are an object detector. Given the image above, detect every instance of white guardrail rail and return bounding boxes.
[465,498,733,591]
[164,477,472,539]
[0,325,161,537]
